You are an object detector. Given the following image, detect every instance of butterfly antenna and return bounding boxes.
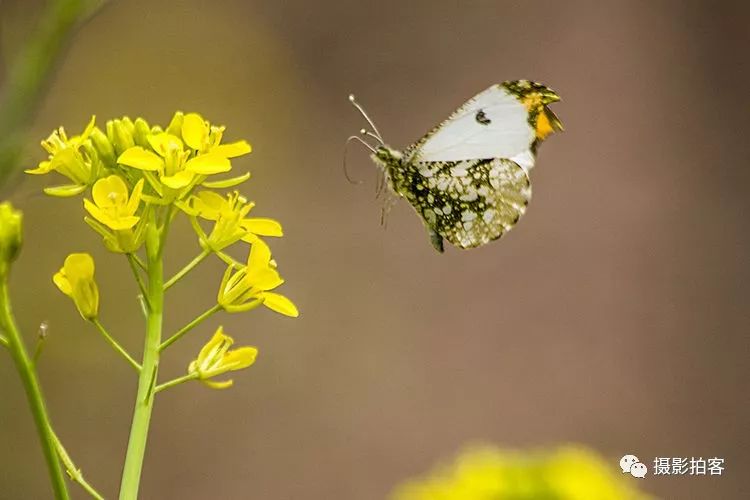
[349,94,385,145]
[343,135,375,185]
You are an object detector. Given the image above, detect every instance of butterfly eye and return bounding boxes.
[475,110,491,125]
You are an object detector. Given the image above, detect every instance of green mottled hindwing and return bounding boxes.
[385,155,531,250]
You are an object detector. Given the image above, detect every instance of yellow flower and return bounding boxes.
[391,445,653,500]
[181,112,252,157]
[116,132,229,190]
[53,253,99,321]
[116,112,250,192]
[190,191,283,250]
[188,326,258,389]
[25,116,102,197]
[0,202,23,276]
[217,239,298,316]
[84,175,144,230]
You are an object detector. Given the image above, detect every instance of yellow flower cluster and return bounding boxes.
[391,445,654,500]
[30,113,297,388]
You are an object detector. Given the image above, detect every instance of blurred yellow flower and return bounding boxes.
[392,445,654,500]
[217,239,298,316]
[188,326,258,389]
[84,175,144,230]
[26,116,101,197]
[53,253,99,321]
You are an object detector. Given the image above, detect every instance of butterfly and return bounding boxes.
[347,80,562,252]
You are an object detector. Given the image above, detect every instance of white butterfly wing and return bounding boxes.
[408,85,534,163]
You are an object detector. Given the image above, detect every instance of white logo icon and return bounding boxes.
[620,454,647,478]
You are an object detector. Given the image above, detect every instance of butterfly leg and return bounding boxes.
[428,229,444,253]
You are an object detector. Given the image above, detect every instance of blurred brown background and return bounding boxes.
[1,0,749,498]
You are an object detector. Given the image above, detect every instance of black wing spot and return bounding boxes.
[475,110,491,125]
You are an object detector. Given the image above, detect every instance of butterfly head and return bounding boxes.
[372,145,402,166]
[503,80,564,142]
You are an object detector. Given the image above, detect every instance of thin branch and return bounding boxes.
[131,253,147,271]
[52,432,104,500]
[92,320,141,372]
[163,249,210,290]
[154,372,198,394]
[215,250,244,269]
[159,304,220,352]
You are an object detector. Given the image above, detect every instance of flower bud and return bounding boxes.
[53,253,99,320]
[107,119,135,156]
[133,118,152,148]
[0,202,23,276]
[90,127,116,166]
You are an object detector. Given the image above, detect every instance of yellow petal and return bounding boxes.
[242,218,283,237]
[161,170,194,189]
[262,292,299,317]
[64,253,95,280]
[182,113,208,150]
[191,191,226,220]
[165,112,184,137]
[147,132,184,157]
[197,326,232,365]
[221,347,258,371]
[125,178,145,215]
[118,147,163,171]
[92,175,129,208]
[246,238,272,273]
[84,198,139,230]
[52,271,72,296]
[184,153,231,175]
[26,161,54,175]
[212,140,252,158]
[106,216,140,231]
[252,268,284,291]
[83,198,110,225]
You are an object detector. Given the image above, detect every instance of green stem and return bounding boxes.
[163,249,210,290]
[92,319,141,372]
[154,373,198,394]
[52,431,104,500]
[0,280,70,499]
[118,224,164,500]
[159,304,220,352]
[0,334,8,347]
